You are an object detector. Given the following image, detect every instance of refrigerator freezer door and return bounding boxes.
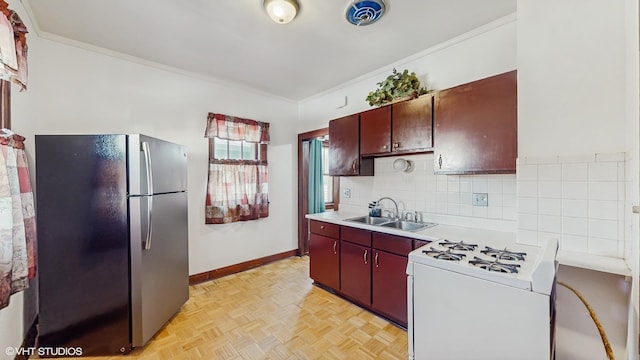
[130,191,189,346]
[128,134,187,195]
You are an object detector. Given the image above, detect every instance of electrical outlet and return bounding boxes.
[342,188,351,198]
[472,193,488,207]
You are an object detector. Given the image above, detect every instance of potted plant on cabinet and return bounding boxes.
[366,68,429,107]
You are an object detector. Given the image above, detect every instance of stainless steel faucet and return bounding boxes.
[377,197,399,220]
[402,209,424,223]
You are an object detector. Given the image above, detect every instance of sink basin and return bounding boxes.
[379,220,437,232]
[345,216,438,232]
[345,216,393,225]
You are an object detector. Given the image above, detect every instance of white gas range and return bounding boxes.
[406,227,558,360]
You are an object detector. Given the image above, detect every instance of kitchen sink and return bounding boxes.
[379,220,436,232]
[345,216,437,232]
[345,215,393,225]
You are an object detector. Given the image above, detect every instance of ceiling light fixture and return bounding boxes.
[264,0,300,24]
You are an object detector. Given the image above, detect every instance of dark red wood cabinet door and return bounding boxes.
[433,70,517,174]
[372,250,408,326]
[340,241,371,305]
[329,114,373,176]
[309,234,340,290]
[392,95,433,153]
[360,105,391,156]
[329,114,360,176]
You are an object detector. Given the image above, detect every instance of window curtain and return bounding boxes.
[204,113,269,224]
[0,133,36,310]
[0,0,28,91]
[308,139,325,214]
[204,113,270,143]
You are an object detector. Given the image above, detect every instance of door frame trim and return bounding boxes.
[297,128,339,255]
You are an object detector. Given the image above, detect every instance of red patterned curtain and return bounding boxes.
[204,113,269,224]
[0,0,28,91]
[0,133,37,310]
[0,0,32,310]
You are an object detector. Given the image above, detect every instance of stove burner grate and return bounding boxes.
[480,246,527,261]
[438,239,478,252]
[468,256,521,274]
[422,247,467,261]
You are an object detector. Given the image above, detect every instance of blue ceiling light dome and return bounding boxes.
[345,0,386,26]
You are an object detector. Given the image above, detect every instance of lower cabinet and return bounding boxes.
[372,250,408,326]
[340,241,372,305]
[309,234,340,290]
[309,220,423,328]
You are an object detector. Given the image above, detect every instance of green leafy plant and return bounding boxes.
[366,68,428,107]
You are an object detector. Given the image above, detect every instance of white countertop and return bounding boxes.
[306,211,517,244]
[306,211,632,277]
[557,251,631,276]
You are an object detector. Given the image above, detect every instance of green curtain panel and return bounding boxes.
[308,139,325,214]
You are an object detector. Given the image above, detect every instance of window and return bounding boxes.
[210,138,267,162]
[204,113,270,224]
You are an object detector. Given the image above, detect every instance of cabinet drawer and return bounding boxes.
[372,232,413,256]
[413,239,431,250]
[341,226,371,247]
[310,220,339,238]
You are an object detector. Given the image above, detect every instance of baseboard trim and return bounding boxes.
[189,249,298,285]
[16,316,38,360]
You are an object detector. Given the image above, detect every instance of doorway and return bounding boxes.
[297,128,339,255]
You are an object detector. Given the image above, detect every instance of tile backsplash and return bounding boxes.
[516,153,625,258]
[338,153,517,228]
[337,151,627,260]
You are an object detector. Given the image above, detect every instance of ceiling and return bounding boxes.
[23,0,516,101]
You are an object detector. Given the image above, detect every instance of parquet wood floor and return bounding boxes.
[55,256,408,360]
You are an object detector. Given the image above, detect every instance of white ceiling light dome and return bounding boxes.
[264,0,300,24]
[345,0,386,26]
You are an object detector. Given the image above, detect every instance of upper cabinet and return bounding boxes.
[329,114,374,176]
[433,71,517,174]
[360,95,433,156]
[392,94,434,153]
[360,105,391,155]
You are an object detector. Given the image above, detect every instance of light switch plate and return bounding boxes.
[472,193,488,207]
[343,188,351,198]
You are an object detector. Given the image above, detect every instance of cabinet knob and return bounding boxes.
[320,225,325,229]
[352,159,357,173]
[333,241,337,254]
[363,249,368,264]
[438,154,443,169]
[383,144,388,150]
[393,142,400,149]
[375,252,379,268]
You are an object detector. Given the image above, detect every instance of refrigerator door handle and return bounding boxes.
[142,141,154,250]
[144,195,153,250]
[141,141,154,195]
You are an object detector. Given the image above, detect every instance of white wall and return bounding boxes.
[0,292,23,360]
[0,0,299,356]
[625,0,640,356]
[517,1,636,359]
[517,1,627,157]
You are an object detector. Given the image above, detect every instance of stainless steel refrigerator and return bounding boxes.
[35,134,189,355]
